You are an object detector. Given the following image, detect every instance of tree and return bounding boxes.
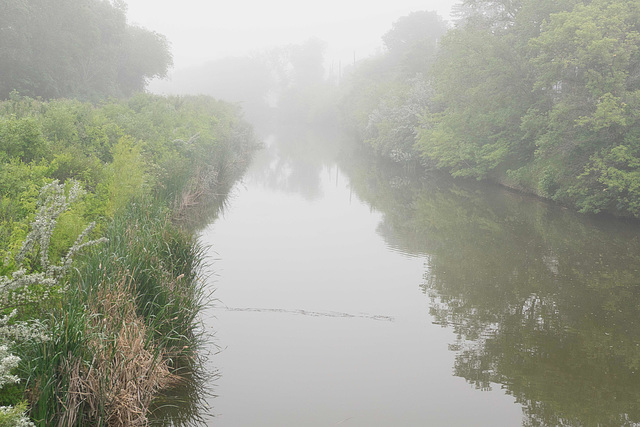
[342,11,447,163]
[365,76,433,163]
[524,0,640,215]
[416,24,535,178]
[117,25,172,95]
[0,0,172,100]
[269,38,338,124]
[382,11,448,75]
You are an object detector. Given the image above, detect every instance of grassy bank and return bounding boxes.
[0,93,258,425]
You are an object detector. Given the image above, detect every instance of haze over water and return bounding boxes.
[124,0,460,70]
[197,130,524,425]
[194,124,640,425]
[120,2,640,424]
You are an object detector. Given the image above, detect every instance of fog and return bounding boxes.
[124,0,459,71]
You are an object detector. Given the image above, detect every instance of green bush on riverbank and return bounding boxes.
[0,93,257,425]
[341,0,640,219]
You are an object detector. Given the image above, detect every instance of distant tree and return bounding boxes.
[341,10,446,163]
[264,37,327,92]
[288,37,327,88]
[269,38,338,124]
[117,25,173,95]
[0,0,172,100]
[383,10,447,53]
[382,11,448,74]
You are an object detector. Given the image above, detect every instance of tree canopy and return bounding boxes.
[417,0,640,217]
[340,10,448,163]
[342,1,640,218]
[0,0,172,100]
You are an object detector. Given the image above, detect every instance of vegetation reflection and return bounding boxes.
[341,150,640,426]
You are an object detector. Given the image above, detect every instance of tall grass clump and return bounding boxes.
[80,199,207,350]
[21,197,209,426]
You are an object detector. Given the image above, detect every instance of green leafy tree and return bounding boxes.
[525,0,640,215]
[416,24,535,178]
[0,0,172,100]
[410,0,640,217]
[342,11,447,164]
[365,76,433,163]
[382,10,448,75]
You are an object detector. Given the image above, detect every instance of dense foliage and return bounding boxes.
[0,93,257,425]
[0,93,255,260]
[342,1,640,218]
[341,11,447,164]
[0,0,172,100]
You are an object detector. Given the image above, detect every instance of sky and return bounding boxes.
[124,0,461,71]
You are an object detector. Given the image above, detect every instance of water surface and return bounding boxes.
[198,126,640,426]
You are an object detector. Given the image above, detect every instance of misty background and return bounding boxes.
[125,0,459,70]
[123,0,458,129]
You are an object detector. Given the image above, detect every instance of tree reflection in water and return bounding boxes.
[341,150,640,426]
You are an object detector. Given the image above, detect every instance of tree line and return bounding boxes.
[341,0,640,218]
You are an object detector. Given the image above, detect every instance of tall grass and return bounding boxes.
[19,293,91,425]
[20,198,209,426]
[80,200,207,348]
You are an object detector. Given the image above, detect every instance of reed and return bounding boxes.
[21,197,208,426]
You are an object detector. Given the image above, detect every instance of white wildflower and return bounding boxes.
[0,345,20,388]
[0,404,35,427]
[0,180,108,426]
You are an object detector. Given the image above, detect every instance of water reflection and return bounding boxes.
[200,131,525,425]
[341,151,640,426]
[245,124,348,199]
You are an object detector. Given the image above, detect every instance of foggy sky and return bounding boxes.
[124,0,460,71]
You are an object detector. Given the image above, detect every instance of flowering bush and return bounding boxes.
[0,180,106,426]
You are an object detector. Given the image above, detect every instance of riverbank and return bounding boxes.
[0,93,258,425]
[338,2,640,220]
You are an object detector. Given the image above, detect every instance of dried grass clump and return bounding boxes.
[60,276,176,427]
[172,165,220,222]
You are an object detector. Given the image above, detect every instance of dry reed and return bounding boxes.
[58,275,176,427]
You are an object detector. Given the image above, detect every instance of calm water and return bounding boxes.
[197,126,640,426]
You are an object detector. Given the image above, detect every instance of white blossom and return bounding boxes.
[0,180,108,425]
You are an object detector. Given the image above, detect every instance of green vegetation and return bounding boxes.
[0,0,172,100]
[0,93,257,425]
[341,11,447,165]
[341,0,640,218]
[0,1,258,422]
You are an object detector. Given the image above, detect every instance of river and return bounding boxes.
[196,125,640,426]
